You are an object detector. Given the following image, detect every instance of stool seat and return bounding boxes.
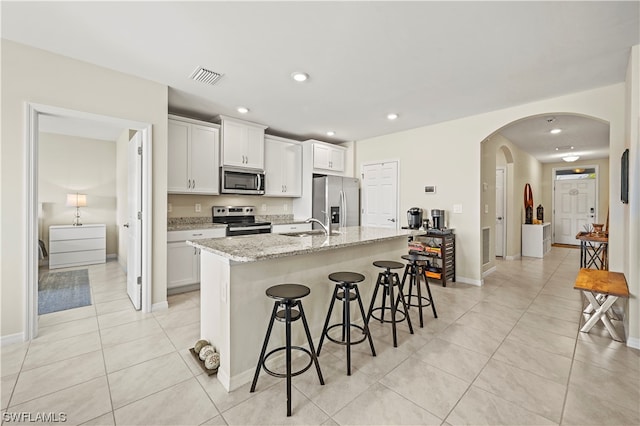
[329,272,365,284]
[373,260,404,270]
[401,254,430,262]
[266,284,310,301]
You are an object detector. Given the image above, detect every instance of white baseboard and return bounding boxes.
[482,266,497,278]
[505,253,521,260]
[1,332,25,347]
[152,301,169,312]
[627,336,640,350]
[106,253,117,260]
[455,276,482,286]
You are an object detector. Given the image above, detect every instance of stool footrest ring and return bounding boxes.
[261,346,314,378]
[324,323,368,346]
[369,306,407,323]
[405,294,432,308]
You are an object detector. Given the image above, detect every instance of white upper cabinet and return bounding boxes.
[264,135,302,197]
[312,141,346,174]
[220,116,267,170]
[168,116,219,194]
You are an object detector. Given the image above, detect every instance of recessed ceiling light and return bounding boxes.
[326,131,335,136]
[550,128,562,134]
[237,106,249,114]
[387,113,399,120]
[562,155,580,162]
[291,72,309,82]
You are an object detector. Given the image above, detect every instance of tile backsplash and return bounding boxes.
[167,194,293,218]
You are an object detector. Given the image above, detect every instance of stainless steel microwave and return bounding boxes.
[220,167,265,195]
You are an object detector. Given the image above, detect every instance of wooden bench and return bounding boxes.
[574,268,629,342]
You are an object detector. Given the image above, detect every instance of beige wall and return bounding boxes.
[1,40,168,340]
[38,132,118,256]
[481,133,542,270]
[541,158,610,237]
[168,194,293,219]
[354,84,626,287]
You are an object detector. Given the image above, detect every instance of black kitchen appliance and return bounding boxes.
[407,207,423,229]
[431,209,445,230]
[212,206,271,236]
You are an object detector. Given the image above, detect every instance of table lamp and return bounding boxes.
[66,193,87,226]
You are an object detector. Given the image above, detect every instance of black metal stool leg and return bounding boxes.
[344,285,352,375]
[388,271,398,347]
[366,274,382,325]
[251,302,279,392]
[298,302,325,385]
[415,264,424,327]
[285,303,292,417]
[317,285,339,355]
[423,268,438,318]
[354,285,376,356]
[394,272,414,335]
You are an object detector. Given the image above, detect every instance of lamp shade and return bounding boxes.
[66,193,87,207]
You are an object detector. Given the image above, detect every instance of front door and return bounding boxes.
[554,177,596,245]
[127,132,142,310]
[361,161,398,228]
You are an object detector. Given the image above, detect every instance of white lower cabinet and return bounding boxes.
[167,228,225,292]
[271,223,312,234]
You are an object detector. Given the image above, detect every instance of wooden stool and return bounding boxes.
[574,268,629,342]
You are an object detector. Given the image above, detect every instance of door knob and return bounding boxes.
[388,218,396,222]
[123,223,129,228]
[497,217,503,220]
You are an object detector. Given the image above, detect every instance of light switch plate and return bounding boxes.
[167,203,172,213]
[424,185,436,194]
[453,204,463,214]
[195,203,201,212]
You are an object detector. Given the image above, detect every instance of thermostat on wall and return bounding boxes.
[424,185,436,194]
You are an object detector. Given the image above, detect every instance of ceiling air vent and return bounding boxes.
[189,67,223,86]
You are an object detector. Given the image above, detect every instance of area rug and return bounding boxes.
[38,269,91,315]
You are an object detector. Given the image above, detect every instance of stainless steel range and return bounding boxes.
[212,206,271,236]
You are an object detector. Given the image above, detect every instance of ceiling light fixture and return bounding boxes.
[550,128,562,134]
[237,106,249,114]
[326,131,335,136]
[291,72,309,82]
[562,155,580,162]
[387,113,399,120]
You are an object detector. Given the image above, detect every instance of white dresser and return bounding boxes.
[49,224,106,269]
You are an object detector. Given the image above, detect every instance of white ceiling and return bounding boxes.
[2,1,638,160]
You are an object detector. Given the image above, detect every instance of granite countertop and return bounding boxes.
[167,223,227,232]
[188,226,422,262]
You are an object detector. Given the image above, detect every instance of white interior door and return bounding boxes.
[554,178,596,245]
[127,132,142,310]
[361,161,398,228]
[496,168,505,257]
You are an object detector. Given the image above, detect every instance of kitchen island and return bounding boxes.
[189,226,418,391]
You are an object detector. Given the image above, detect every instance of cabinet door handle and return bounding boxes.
[192,179,196,189]
[192,233,203,237]
[188,179,191,188]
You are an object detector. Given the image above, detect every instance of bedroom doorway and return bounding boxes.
[25,103,153,340]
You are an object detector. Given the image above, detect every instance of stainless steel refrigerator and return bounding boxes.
[312,175,360,232]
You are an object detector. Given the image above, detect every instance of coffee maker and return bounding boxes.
[407,207,423,229]
[431,209,445,230]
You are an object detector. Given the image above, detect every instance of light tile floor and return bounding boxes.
[2,248,639,425]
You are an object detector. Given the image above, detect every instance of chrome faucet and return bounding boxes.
[305,218,331,236]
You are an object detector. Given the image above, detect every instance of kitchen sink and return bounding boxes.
[281,230,327,237]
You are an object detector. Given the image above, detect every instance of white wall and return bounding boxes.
[1,40,168,340]
[39,132,118,256]
[354,84,626,289]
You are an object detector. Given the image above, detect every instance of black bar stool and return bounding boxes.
[317,272,376,375]
[366,261,414,347]
[401,254,437,327]
[250,284,324,417]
